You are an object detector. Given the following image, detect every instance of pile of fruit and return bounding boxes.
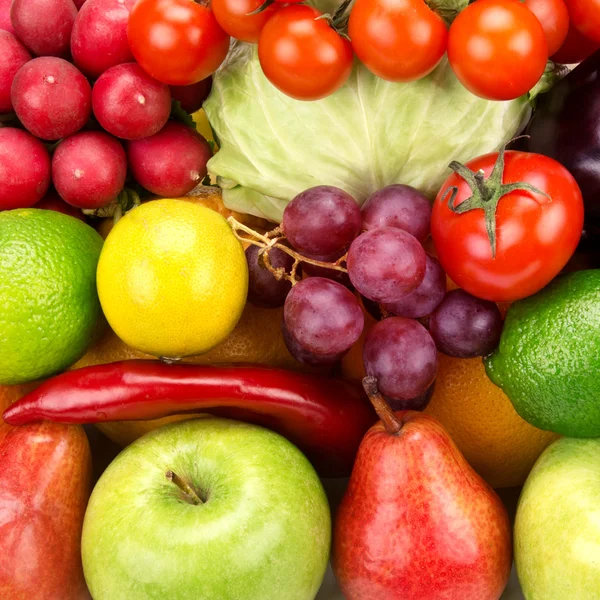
[1,0,600,599]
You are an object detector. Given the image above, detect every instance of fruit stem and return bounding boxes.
[165,470,204,505]
[362,376,402,435]
[227,216,349,285]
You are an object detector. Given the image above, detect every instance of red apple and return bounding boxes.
[0,419,93,599]
[332,383,512,599]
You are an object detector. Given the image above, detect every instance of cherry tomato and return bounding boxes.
[128,0,231,86]
[212,0,279,43]
[431,150,584,303]
[348,0,448,82]
[448,0,548,100]
[564,0,600,43]
[258,5,354,101]
[552,20,600,62]
[520,0,569,55]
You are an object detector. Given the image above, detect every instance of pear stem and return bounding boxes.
[165,470,203,505]
[362,376,402,435]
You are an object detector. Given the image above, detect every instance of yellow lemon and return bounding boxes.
[96,199,248,358]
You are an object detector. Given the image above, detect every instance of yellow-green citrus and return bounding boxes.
[0,209,104,385]
[96,199,249,358]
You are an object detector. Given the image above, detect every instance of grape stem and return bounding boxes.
[227,216,348,286]
[362,376,402,435]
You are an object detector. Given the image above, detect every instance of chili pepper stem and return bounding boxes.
[362,376,402,435]
[165,470,204,505]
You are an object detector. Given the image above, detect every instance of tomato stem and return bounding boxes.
[441,145,548,258]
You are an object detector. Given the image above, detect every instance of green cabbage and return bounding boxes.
[205,43,531,223]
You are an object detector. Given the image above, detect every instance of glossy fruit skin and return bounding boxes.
[126,121,212,196]
[212,0,279,43]
[52,131,127,209]
[565,0,600,42]
[71,0,137,78]
[448,0,548,100]
[12,57,92,141]
[515,438,600,599]
[0,128,51,210]
[431,150,584,302]
[82,418,331,600]
[551,23,599,63]
[258,5,354,101]
[0,31,30,114]
[526,51,600,224]
[34,190,86,221]
[522,0,569,55]
[10,0,77,57]
[128,0,230,85]
[283,185,361,256]
[333,411,512,600]
[0,0,15,34]
[0,421,92,600]
[97,199,248,359]
[429,289,503,358]
[349,0,448,82]
[92,62,171,140]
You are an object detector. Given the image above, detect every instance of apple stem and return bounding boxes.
[165,470,204,505]
[362,376,402,435]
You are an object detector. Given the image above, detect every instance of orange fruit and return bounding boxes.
[425,354,558,488]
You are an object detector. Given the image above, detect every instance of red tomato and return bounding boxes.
[212,0,279,43]
[348,0,448,82]
[258,5,354,101]
[431,150,584,302]
[448,0,548,100]
[552,20,600,62]
[128,0,231,86]
[521,0,569,55]
[564,0,600,42]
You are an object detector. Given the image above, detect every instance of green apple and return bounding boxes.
[515,437,600,599]
[81,418,331,600]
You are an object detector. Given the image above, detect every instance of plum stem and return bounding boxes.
[362,376,402,435]
[227,216,348,286]
[165,470,203,505]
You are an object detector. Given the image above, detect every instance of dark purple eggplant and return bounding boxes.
[526,50,600,225]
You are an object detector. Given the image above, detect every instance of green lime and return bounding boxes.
[484,270,600,437]
[0,209,104,385]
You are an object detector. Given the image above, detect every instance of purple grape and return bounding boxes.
[382,254,446,319]
[127,121,212,197]
[361,184,432,242]
[282,186,361,256]
[283,277,364,364]
[0,128,51,210]
[170,78,212,114]
[386,381,435,412]
[282,323,344,366]
[363,316,437,401]
[0,31,30,114]
[92,62,171,140]
[10,0,77,58]
[429,289,503,358]
[52,131,127,209]
[246,244,294,308]
[70,0,136,79]
[347,227,426,304]
[11,57,92,141]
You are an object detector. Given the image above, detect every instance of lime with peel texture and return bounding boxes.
[0,209,104,385]
[485,269,600,437]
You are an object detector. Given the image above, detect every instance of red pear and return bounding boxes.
[332,378,512,600]
[0,420,93,599]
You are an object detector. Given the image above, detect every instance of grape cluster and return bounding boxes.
[245,184,504,409]
[0,0,212,215]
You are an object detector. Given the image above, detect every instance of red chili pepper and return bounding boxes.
[3,360,374,478]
